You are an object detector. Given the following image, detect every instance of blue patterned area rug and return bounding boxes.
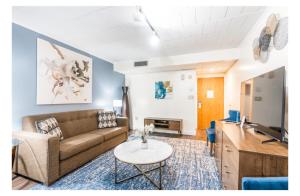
[31,136,223,190]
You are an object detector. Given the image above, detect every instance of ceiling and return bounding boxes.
[13,6,265,63]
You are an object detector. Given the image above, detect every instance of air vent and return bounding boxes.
[134,61,148,67]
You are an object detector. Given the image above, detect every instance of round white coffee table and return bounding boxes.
[114,139,173,190]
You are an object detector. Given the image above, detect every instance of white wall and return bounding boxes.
[126,70,197,135]
[114,48,240,74]
[224,7,288,115]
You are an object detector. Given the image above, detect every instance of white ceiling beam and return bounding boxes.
[114,48,240,74]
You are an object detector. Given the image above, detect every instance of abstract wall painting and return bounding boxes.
[155,81,173,99]
[37,38,92,104]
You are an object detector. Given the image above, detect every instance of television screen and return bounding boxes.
[240,67,287,142]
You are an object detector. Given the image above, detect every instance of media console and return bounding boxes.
[144,117,182,134]
[215,121,288,190]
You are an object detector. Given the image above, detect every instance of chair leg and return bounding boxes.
[206,137,208,146]
[210,143,213,156]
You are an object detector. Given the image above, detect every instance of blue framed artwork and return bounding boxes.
[155,81,173,99]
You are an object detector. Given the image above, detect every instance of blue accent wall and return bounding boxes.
[12,23,125,130]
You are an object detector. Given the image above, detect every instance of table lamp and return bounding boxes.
[113,100,122,116]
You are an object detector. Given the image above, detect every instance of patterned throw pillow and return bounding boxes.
[98,111,117,128]
[35,117,64,140]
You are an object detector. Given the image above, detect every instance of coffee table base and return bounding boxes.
[114,158,166,190]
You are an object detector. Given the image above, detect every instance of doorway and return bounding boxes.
[197,77,224,140]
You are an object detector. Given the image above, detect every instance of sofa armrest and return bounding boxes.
[116,117,128,128]
[12,131,60,185]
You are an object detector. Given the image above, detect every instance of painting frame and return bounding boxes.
[155,80,173,99]
[36,38,93,105]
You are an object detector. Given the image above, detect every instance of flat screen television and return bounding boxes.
[240,66,288,143]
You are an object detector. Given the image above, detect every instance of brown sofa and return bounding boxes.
[12,109,128,185]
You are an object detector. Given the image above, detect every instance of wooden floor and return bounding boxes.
[196,129,207,141]
[12,130,207,190]
[12,175,36,190]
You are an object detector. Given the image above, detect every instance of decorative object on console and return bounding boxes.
[35,117,64,140]
[155,81,173,99]
[252,14,288,63]
[240,116,246,128]
[98,111,117,128]
[37,38,92,104]
[121,86,130,128]
[113,99,122,116]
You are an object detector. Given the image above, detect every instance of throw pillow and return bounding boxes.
[98,111,117,128]
[35,117,64,140]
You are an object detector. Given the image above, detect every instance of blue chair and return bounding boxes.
[206,121,216,156]
[242,177,288,190]
[223,110,241,122]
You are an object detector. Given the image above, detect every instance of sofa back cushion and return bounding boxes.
[22,109,102,139]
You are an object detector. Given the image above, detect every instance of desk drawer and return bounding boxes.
[222,135,239,168]
[222,133,239,189]
[222,164,239,190]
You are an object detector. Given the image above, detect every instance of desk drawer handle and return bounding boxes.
[225,171,231,174]
[226,149,232,152]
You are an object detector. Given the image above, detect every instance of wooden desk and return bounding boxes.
[215,121,288,190]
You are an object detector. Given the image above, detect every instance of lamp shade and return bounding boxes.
[113,100,122,107]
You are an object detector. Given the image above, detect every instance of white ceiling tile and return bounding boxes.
[13,6,265,62]
[195,7,211,24]
[242,6,265,14]
[181,7,197,26]
[210,7,228,20]
[225,6,244,18]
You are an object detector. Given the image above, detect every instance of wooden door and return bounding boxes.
[197,77,224,135]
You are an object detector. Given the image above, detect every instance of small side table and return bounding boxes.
[12,138,23,180]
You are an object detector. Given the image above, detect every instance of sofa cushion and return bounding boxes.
[97,111,117,128]
[35,117,64,140]
[90,127,127,141]
[23,109,102,139]
[59,132,104,160]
